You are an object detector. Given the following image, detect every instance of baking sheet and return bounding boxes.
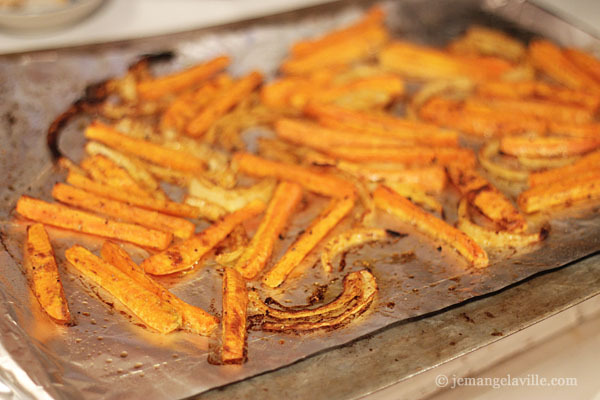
[1,0,600,399]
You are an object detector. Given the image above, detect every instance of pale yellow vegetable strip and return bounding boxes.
[373,185,489,268]
[263,195,355,288]
[24,223,71,324]
[141,200,266,275]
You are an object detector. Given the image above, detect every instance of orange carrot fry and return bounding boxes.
[80,154,152,198]
[85,122,206,173]
[263,195,355,288]
[518,171,600,213]
[528,150,600,187]
[564,48,600,84]
[322,145,476,167]
[24,223,71,323]
[275,118,411,149]
[221,267,248,364]
[281,25,388,76]
[235,182,303,280]
[52,183,194,240]
[137,55,230,100]
[465,98,594,124]
[65,245,181,333]
[419,97,547,137]
[141,200,266,275]
[499,136,600,158]
[548,121,600,139]
[290,6,385,58]
[373,185,489,268]
[186,71,263,137]
[528,40,600,93]
[233,152,355,198]
[67,171,200,219]
[304,103,459,147]
[16,196,173,250]
[101,242,218,335]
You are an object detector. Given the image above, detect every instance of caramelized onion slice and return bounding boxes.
[321,228,390,273]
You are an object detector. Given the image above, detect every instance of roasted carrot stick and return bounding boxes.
[528,150,600,187]
[16,196,173,250]
[290,6,385,58]
[24,223,71,324]
[65,245,181,333]
[373,185,489,268]
[235,182,302,280]
[67,171,200,219]
[465,98,594,124]
[419,97,547,137]
[528,40,600,93]
[233,152,355,198]
[281,25,388,76]
[100,242,218,335]
[141,200,266,275]
[499,136,600,158]
[263,195,355,288]
[518,171,600,213]
[221,267,248,364]
[322,145,476,167]
[275,118,411,149]
[85,122,206,173]
[80,154,152,198]
[186,71,263,137]
[304,102,459,147]
[548,121,600,139]
[564,48,600,84]
[52,183,194,240]
[137,55,230,100]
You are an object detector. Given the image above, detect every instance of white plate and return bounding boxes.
[0,0,104,31]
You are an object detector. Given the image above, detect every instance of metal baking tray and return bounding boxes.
[1,0,599,399]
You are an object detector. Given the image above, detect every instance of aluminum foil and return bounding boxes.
[1,0,600,398]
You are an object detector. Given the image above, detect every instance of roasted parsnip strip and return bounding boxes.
[446,165,526,232]
[321,228,389,273]
[221,267,248,364]
[275,118,415,150]
[373,185,489,268]
[52,183,194,239]
[141,200,266,275]
[518,171,600,213]
[233,152,355,198]
[322,146,476,167]
[457,199,543,248]
[263,195,355,288]
[184,196,228,221]
[528,150,600,187]
[137,55,230,100]
[235,182,302,280]
[80,154,153,198]
[499,136,600,158]
[304,103,459,147]
[85,142,163,196]
[65,245,181,333]
[517,155,578,170]
[186,71,263,137]
[290,6,385,58]
[100,242,218,335]
[252,270,377,332]
[16,196,173,250]
[337,161,446,194]
[281,25,388,76]
[24,223,71,323]
[67,172,200,218]
[564,48,600,83]
[85,122,206,173]
[188,177,275,213]
[528,40,600,93]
